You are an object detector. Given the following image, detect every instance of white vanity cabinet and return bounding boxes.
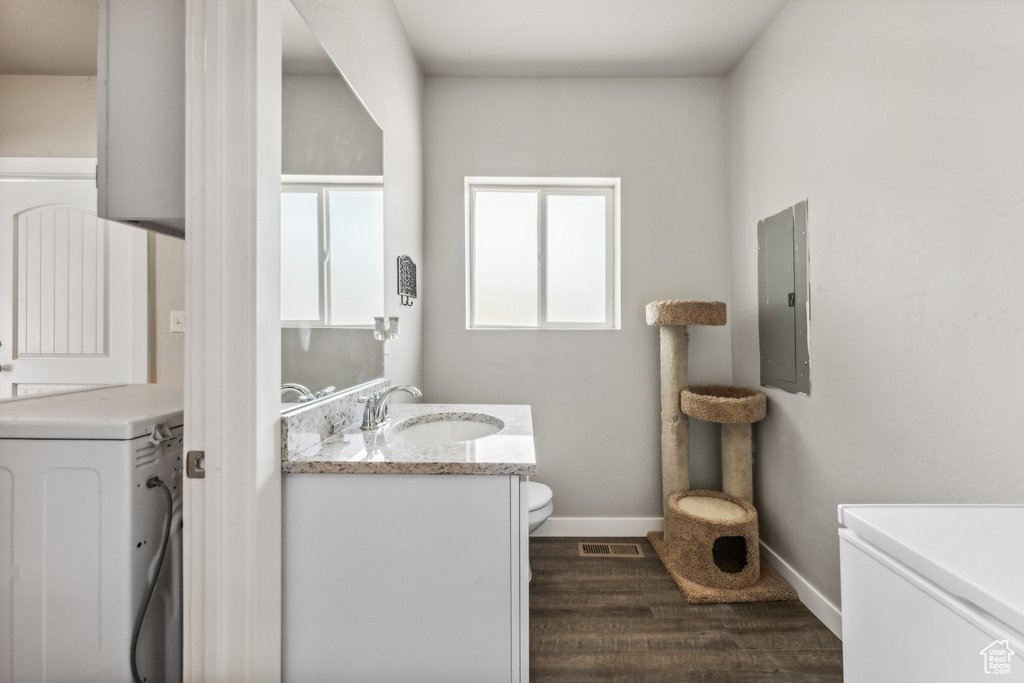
[283,473,530,683]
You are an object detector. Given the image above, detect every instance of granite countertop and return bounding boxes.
[283,403,537,475]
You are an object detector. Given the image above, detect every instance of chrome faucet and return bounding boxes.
[281,383,316,402]
[358,385,422,430]
[314,385,336,398]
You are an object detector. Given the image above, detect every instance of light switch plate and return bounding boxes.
[170,310,186,333]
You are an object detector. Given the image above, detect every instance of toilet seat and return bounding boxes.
[528,481,553,512]
[526,482,554,580]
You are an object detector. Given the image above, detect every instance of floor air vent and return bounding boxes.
[578,542,644,558]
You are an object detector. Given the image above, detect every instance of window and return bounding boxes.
[466,178,620,330]
[281,181,383,326]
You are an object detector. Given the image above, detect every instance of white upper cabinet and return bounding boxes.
[97,0,185,238]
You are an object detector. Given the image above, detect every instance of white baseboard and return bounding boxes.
[759,540,843,640]
[531,516,843,641]
[529,516,663,538]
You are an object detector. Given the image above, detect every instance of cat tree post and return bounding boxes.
[722,423,753,502]
[658,324,689,517]
[645,301,727,538]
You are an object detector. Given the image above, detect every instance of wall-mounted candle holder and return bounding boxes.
[374,316,400,354]
[398,255,417,306]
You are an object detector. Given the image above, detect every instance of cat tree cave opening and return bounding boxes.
[712,535,749,574]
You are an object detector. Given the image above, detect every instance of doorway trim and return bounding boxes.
[182,0,282,680]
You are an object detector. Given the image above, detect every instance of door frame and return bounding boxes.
[182,0,282,680]
[0,157,148,394]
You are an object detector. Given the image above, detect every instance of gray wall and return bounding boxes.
[423,78,733,518]
[282,74,384,176]
[0,76,97,157]
[728,0,1024,607]
[149,233,185,385]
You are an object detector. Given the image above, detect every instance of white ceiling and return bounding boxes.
[391,0,789,78]
[0,0,789,79]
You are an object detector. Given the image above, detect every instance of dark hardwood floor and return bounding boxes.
[529,537,843,682]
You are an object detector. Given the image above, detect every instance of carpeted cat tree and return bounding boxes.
[644,300,797,604]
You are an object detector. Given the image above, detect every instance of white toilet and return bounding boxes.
[527,481,554,582]
[528,481,554,533]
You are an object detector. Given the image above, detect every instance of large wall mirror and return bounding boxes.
[280,0,385,412]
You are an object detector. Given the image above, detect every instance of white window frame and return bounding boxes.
[281,175,383,328]
[465,177,621,330]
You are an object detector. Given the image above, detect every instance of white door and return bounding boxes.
[0,158,147,397]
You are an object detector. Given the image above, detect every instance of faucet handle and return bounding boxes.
[358,394,379,430]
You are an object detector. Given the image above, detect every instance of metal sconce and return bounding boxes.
[398,255,417,307]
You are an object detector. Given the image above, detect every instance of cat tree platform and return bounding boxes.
[645,300,727,327]
[647,532,797,604]
[679,385,766,424]
[681,385,766,504]
[647,489,797,604]
[666,490,760,589]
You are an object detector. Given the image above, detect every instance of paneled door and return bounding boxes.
[0,158,147,397]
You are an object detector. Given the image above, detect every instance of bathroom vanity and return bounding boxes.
[281,394,535,683]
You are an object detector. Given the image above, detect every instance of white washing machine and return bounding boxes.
[0,384,183,683]
[839,504,1024,682]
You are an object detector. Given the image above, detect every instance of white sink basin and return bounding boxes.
[393,413,504,443]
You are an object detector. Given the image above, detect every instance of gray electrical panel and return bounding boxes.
[758,201,810,394]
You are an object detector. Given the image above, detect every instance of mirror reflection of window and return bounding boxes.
[281,184,383,327]
[328,189,384,325]
[281,191,322,321]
